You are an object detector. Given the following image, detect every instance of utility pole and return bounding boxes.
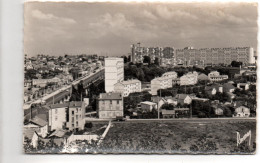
[158,89,161,119]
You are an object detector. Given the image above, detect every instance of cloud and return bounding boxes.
[32,9,76,24]
[156,5,198,21]
[142,10,157,20]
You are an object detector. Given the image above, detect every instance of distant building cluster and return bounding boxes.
[175,47,255,66]
[131,43,174,66]
[130,43,256,66]
[151,71,199,95]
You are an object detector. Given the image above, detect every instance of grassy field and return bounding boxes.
[98,120,256,154]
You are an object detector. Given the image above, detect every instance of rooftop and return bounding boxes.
[121,79,141,85]
[140,101,157,105]
[99,93,122,100]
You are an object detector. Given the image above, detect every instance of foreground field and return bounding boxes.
[98,120,256,154]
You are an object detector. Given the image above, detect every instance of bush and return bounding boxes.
[198,112,206,118]
[85,122,93,128]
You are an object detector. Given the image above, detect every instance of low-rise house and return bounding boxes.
[162,107,190,118]
[223,83,235,93]
[152,96,178,110]
[175,94,192,105]
[97,93,123,119]
[162,109,175,118]
[164,96,178,106]
[140,101,157,112]
[23,129,40,148]
[205,86,217,95]
[237,83,250,90]
[191,97,209,102]
[234,106,250,117]
[174,108,190,118]
[24,116,48,138]
[114,79,141,97]
[208,71,228,82]
[151,96,166,109]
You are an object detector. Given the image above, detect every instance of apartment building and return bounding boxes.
[114,79,141,97]
[131,43,174,65]
[48,101,88,131]
[105,57,124,92]
[162,71,178,79]
[208,71,228,82]
[175,47,255,66]
[151,76,173,95]
[179,72,198,85]
[97,93,123,119]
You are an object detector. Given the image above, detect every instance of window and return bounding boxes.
[76,115,78,120]
[117,100,119,104]
[55,109,58,114]
[72,124,74,127]
[72,117,74,122]
[76,121,78,126]
[110,100,112,104]
[72,111,74,115]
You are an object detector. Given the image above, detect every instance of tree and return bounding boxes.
[223,107,232,117]
[231,61,243,67]
[143,56,151,65]
[122,56,128,63]
[154,57,160,66]
[161,103,174,110]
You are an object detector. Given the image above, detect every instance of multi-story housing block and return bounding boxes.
[48,101,88,131]
[162,71,178,79]
[114,79,141,97]
[179,72,198,85]
[131,43,174,65]
[97,93,123,119]
[151,76,173,95]
[105,57,124,92]
[175,47,255,66]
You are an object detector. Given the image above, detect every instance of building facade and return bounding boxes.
[48,101,87,131]
[162,71,178,79]
[114,79,141,97]
[175,47,255,66]
[131,43,174,65]
[97,93,123,119]
[151,76,173,95]
[179,72,198,85]
[105,57,124,92]
[208,71,228,82]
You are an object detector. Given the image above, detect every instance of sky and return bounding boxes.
[24,2,258,57]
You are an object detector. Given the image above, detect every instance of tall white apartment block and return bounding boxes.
[105,57,124,93]
[151,77,173,96]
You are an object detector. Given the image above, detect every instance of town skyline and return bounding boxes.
[24,2,258,57]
